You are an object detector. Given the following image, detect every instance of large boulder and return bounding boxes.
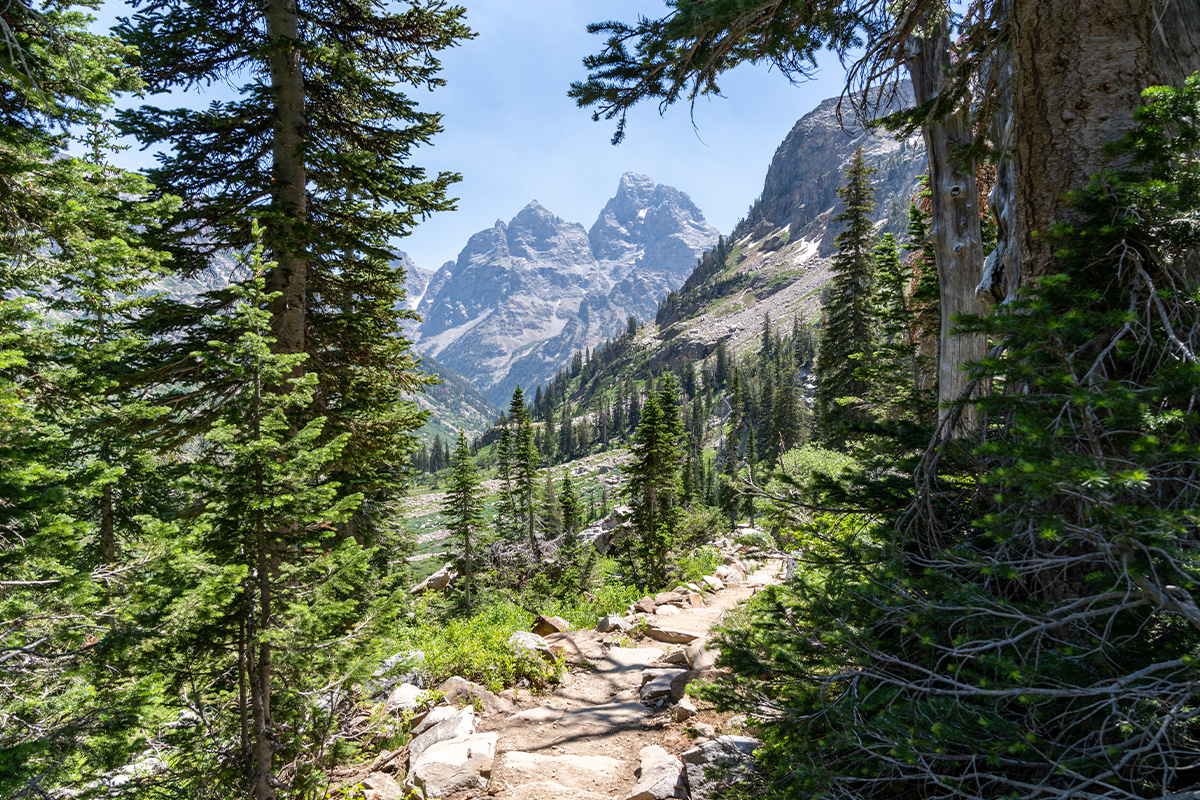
[596,614,632,633]
[406,706,475,765]
[359,771,402,800]
[385,683,424,716]
[680,736,759,799]
[509,630,555,661]
[581,505,635,553]
[543,629,607,667]
[439,675,513,715]
[626,745,685,800]
[410,563,456,596]
[406,732,497,799]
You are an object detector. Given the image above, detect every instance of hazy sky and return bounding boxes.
[97,1,849,272]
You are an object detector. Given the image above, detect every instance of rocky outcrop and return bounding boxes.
[414,174,718,403]
[753,85,926,253]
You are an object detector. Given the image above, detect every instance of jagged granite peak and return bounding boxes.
[413,174,719,403]
[589,172,714,281]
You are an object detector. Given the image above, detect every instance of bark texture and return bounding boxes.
[906,31,987,423]
[1010,0,1193,278]
[265,0,308,356]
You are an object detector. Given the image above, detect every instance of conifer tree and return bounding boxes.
[625,371,686,588]
[507,387,541,561]
[186,233,365,799]
[815,146,878,440]
[442,429,484,612]
[116,0,470,537]
[867,233,926,420]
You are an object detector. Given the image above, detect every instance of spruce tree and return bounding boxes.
[867,232,926,420]
[625,372,686,588]
[442,429,485,612]
[116,0,471,537]
[186,233,365,799]
[815,146,878,440]
[507,387,541,562]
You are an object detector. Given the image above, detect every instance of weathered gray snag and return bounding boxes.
[905,29,987,425]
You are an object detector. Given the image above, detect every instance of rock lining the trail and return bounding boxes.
[355,544,781,800]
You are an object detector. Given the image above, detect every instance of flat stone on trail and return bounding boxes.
[655,604,681,617]
[406,731,497,799]
[644,623,701,644]
[510,704,566,724]
[497,781,609,800]
[501,751,624,790]
[634,596,658,614]
[406,705,475,765]
[640,671,683,703]
[544,629,607,666]
[558,701,647,733]
[592,647,664,675]
[626,745,685,800]
[640,668,687,687]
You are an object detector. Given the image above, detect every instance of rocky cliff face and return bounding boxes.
[751,86,926,253]
[414,173,719,403]
[636,88,928,380]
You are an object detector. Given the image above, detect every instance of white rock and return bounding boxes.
[385,683,423,715]
[673,695,697,723]
[701,575,725,591]
[360,771,402,800]
[596,614,633,633]
[681,735,759,799]
[509,630,554,660]
[410,563,456,595]
[655,604,681,617]
[411,704,457,736]
[407,705,475,764]
[407,732,497,799]
[626,745,685,800]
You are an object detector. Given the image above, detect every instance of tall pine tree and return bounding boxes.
[815,146,877,441]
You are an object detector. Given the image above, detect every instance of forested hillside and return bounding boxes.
[3,1,1200,799]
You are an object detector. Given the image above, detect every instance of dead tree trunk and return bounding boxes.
[905,28,987,426]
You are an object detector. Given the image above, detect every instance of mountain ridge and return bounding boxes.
[412,172,719,403]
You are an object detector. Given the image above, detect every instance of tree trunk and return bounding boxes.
[906,29,988,425]
[1010,0,1180,278]
[265,0,307,356]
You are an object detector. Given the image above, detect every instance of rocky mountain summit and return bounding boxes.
[748,84,925,252]
[413,173,719,403]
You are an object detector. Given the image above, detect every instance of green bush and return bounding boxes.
[409,601,562,691]
[674,544,722,585]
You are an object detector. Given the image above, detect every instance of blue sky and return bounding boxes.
[97,1,848,272]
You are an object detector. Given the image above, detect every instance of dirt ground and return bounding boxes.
[457,560,781,800]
